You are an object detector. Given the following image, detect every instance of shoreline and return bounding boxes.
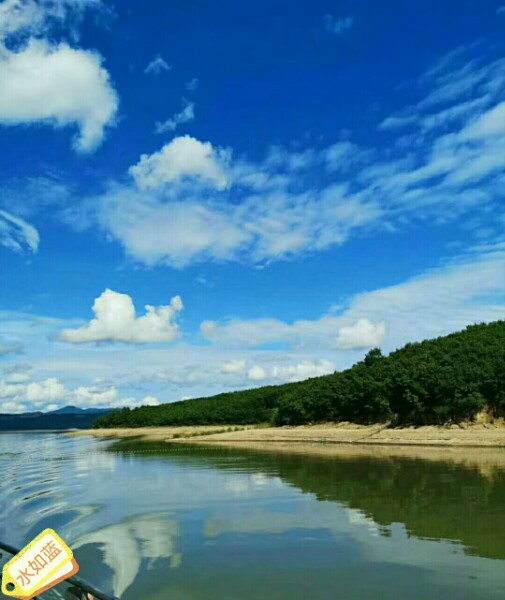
[68,421,505,448]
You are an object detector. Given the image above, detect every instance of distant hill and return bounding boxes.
[49,405,110,415]
[0,406,115,431]
[94,320,505,429]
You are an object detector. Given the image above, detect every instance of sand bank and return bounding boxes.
[69,421,505,447]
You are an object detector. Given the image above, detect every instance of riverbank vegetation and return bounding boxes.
[93,320,505,428]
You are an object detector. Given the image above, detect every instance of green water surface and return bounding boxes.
[1,432,505,599]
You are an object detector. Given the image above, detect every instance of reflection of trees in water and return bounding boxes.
[112,441,505,560]
[72,513,181,598]
[272,454,505,560]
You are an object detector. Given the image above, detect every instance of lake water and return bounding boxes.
[1,432,505,599]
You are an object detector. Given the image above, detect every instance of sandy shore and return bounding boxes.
[70,421,505,447]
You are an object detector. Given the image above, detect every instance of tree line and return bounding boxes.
[94,320,505,428]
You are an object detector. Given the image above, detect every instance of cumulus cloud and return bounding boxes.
[334,319,386,350]
[72,384,116,406]
[155,99,195,133]
[0,208,39,252]
[129,135,230,190]
[0,374,161,412]
[25,377,66,401]
[0,39,118,152]
[59,289,183,344]
[144,54,171,75]
[1,243,503,405]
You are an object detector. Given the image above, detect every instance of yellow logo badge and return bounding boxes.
[1,529,79,599]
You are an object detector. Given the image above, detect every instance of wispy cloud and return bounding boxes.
[144,54,171,75]
[185,77,198,92]
[155,99,195,133]
[0,0,104,41]
[323,14,354,35]
[52,43,502,268]
[0,209,39,253]
[201,242,505,352]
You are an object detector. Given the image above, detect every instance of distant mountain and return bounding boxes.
[0,405,117,431]
[49,405,111,415]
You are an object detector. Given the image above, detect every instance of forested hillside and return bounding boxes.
[94,320,505,428]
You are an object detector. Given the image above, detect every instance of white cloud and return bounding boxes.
[378,115,418,130]
[247,360,334,383]
[90,178,380,268]
[128,135,230,191]
[0,208,39,252]
[6,372,30,383]
[65,43,505,269]
[270,360,334,382]
[59,289,183,344]
[0,401,27,413]
[140,396,160,406]
[156,99,194,133]
[323,14,354,35]
[0,374,161,412]
[463,101,505,139]
[72,384,117,406]
[144,54,171,75]
[221,359,246,374]
[0,380,22,398]
[248,365,267,381]
[7,40,505,271]
[95,189,248,267]
[200,244,505,352]
[0,39,118,152]
[0,0,103,40]
[334,319,386,350]
[26,377,66,401]
[200,312,363,350]
[1,243,503,407]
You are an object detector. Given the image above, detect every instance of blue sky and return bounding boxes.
[1,0,504,412]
